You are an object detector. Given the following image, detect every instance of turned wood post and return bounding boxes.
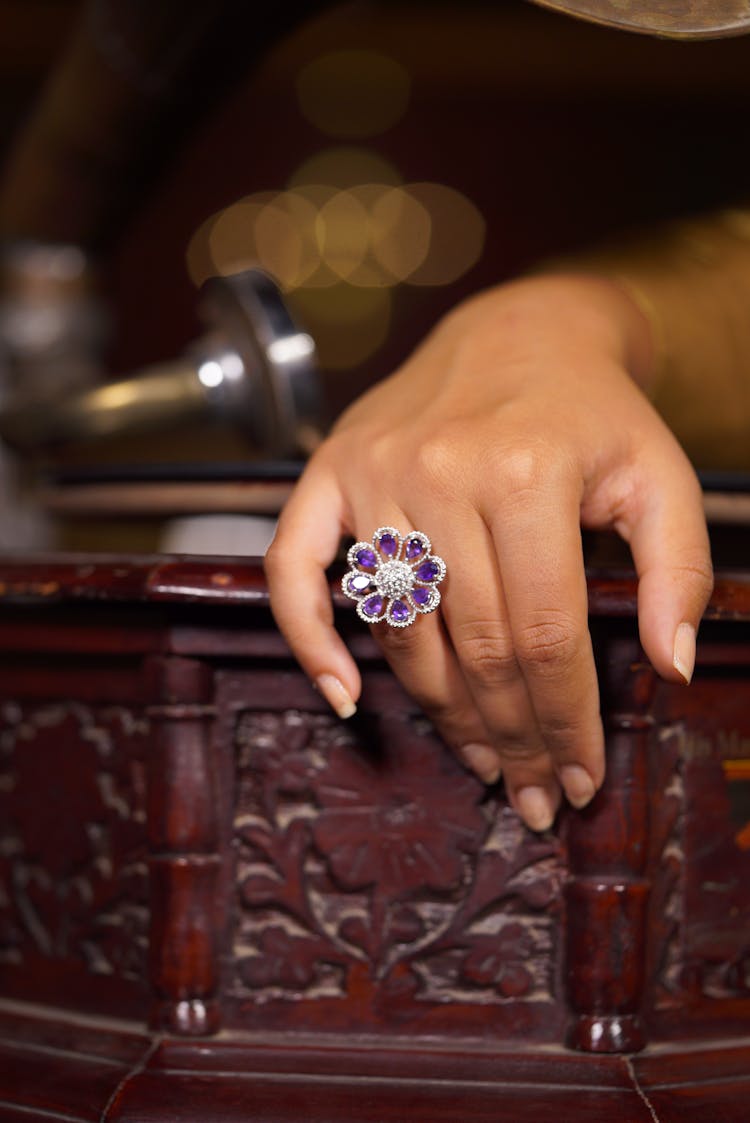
[144,655,221,1035]
[564,632,656,1053]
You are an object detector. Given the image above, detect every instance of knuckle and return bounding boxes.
[263,542,284,582]
[674,555,714,603]
[495,441,570,501]
[536,711,585,748]
[515,613,582,674]
[376,623,423,662]
[454,621,519,688]
[418,694,471,732]
[494,734,547,765]
[368,430,398,468]
[413,429,465,489]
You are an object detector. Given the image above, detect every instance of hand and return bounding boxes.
[265,274,713,831]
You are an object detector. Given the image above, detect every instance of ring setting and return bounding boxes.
[342,527,446,628]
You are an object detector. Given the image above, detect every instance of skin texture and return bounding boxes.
[265,273,714,831]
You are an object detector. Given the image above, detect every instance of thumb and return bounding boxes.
[619,458,713,684]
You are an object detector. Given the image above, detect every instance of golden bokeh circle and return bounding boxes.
[288,147,402,190]
[404,182,486,286]
[296,51,411,140]
[370,187,432,282]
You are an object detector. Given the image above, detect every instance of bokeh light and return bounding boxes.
[188,181,482,290]
[186,149,485,367]
[254,191,320,288]
[316,190,370,282]
[404,182,486,286]
[296,51,411,139]
[288,146,402,190]
[370,187,432,282]
[186,195,268,288]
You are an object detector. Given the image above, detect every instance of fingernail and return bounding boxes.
[459,743,502,784]
[559,764,596,809]
[673,622,696,684]
[515,786,555,832]
[315,674,357,719]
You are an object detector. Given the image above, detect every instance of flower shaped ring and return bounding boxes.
[342,527,446,629]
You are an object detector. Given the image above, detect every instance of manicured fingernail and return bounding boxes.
[315,674,357,719]
[515,786,555,832]
[459,743,502,784]
[673,622,696,684]
[559,764,596,809]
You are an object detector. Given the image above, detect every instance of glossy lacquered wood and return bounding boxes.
[0,555,749,1119]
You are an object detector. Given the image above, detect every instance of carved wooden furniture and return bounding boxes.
[0,554,749,1120]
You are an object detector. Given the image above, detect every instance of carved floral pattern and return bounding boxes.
[312,741,485,895]
[0,702,149,981]
[232,710,563,1006]
[648,725,686,1008]
[650,722,750,1006]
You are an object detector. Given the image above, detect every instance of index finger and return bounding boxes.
[264,465,361,717]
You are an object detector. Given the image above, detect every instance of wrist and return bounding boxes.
[577,273,661,395]
[457,274,658,393]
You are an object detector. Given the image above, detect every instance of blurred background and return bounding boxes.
[1,0,749,550]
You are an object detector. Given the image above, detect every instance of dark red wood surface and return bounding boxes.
[0,551,747,616]
[0,554,749,1119]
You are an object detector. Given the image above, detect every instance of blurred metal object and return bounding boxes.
[0,242,105,405]
[529,0,750,38]
[0,268,323,458]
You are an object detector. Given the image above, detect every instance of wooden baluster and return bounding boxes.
[144,654,221,1035]
[564,631,656,1052]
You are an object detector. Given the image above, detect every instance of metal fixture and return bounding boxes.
[0,267,323,458]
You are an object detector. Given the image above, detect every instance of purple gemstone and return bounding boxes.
[348,573,371,594]
[379,533,397,557]
[412,586,431,606]
[406,537,425,560]
[362,594,384,617]
[356,547,377,570]
[390,599,410,622]
[416,559,440,582]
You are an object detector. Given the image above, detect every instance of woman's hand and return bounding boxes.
[265,274,713,831]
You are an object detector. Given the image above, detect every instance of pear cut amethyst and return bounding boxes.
[378,532,397,557]
[416,559,440,582]
[406,537,425,560]
[412,586,431,606]
[362,594,384,617]
[390,599,410,623]
[356,547,378,570]
[347,573,372,595]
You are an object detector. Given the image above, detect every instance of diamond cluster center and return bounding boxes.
[375,560,414,599]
